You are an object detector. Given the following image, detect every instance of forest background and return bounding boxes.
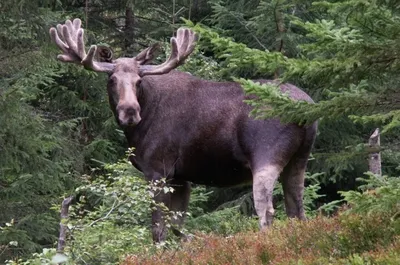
[1,0,400,264]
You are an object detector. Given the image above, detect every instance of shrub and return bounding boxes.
[8,156,184,265]
[5,249,70,265]
[340,173,400,218]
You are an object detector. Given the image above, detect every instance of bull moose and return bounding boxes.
[50,18,317,242]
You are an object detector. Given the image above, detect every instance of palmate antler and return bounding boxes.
[138,28,198,76]
[50,18,197,76]
[49,18,115,73]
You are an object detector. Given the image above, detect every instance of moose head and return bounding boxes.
[50,18,198,127]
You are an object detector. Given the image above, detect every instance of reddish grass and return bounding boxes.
[123,213,400,265]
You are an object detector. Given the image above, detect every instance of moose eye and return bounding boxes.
[136,80,142,87]
[108,77,117,86]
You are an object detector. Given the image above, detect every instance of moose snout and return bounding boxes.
[125,107,136,117]
[117,104,141,127]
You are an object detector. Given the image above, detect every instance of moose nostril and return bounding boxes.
[125,107,136,116]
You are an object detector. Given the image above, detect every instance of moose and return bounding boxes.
[50,18,317,242]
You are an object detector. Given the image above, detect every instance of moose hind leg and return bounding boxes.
[252,164,281,229]
[281,157,308,220]
[281,123,316,220]
[169,180,191,238]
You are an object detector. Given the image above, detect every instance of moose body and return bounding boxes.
[50,19,317,242]
[124,71,315,188]
[116,71,317,241]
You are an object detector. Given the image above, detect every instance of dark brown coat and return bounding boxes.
[50,19,317,242]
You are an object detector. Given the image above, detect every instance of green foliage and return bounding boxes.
[189,15,400,129]
[187,186,213,218]
[9,156,190,264]
[187,21,287,78]
[65,159,155,264]
[5,249,70,265]
[0,31,118,265]
[204,0,311,78]
[340,173,400,219]
[158,41,224,81]
[1,1,145,261]
[186,207,259,236]
[0,41,81,264]
[180,51,223,81]
[240,79,378,125]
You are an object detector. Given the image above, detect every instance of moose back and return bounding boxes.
[50,19,317,242]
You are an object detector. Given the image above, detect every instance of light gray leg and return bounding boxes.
[252,165,282,229]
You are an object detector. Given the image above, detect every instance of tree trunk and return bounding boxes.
[274,1,285,79]
[125,6,135,53]
[368,128,382,176]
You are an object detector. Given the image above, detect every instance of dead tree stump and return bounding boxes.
[57,196,73,253]
[368,128,382,176]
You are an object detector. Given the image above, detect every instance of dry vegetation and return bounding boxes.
[124,212,400,265]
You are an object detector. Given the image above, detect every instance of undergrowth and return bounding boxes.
[124,212,400,265]
[125,174,400,265]
[6,171,400,265]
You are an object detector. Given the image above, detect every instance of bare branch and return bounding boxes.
[88,198,120,227]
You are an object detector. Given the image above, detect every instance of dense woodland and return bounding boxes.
[1,0,400,264]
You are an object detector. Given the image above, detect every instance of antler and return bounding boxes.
[49,18,115,73]
[139,28,198,76]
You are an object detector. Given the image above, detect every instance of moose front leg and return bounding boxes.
[169,180,191,239]
[151,179,191,242]
[151,188,171,243]
[148,172,173,243]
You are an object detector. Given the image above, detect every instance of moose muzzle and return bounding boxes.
[117,103,142,127]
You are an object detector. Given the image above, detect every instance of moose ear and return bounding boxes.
[95,45,114,63]
[135,43,160,65]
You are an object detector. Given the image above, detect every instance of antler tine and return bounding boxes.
[176,28,189,60]
[139,27,198,76]
[49,18,115,73]
[82,45,104,71]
